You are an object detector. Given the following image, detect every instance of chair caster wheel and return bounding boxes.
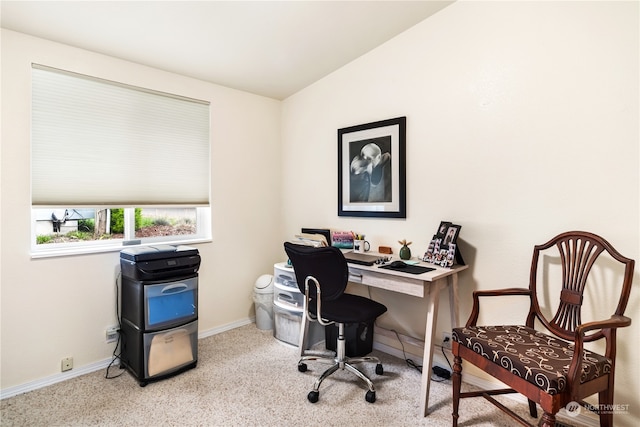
[298,363,307,372]
[376,364,384,375]
[308,390,319,403]
[365,390,376,403]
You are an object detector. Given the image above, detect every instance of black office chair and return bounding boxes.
[283,242,388,403]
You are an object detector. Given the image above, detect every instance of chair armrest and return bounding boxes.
[465,288,531,327]
[575,314,631,336]
[567,314,632,394]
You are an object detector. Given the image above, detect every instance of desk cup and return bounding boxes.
[354,240,370,253]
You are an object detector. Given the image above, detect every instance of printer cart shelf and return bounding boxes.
[119,245,200,386]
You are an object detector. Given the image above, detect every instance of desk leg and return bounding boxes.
[419,279,442,416]
[448,273,460,329]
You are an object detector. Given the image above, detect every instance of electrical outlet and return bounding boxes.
[61,357,73,372]
[105,326,119,343]
[442,332,452,349]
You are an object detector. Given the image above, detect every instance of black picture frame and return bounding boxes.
[442,224,461,246]
[338,116,406,218]
[437,221,451,237]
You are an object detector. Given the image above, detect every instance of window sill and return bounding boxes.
[31,237,212,259]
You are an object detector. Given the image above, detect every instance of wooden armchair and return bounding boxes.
[452,231,635,427]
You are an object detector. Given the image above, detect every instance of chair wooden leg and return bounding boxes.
[598,387,614,427]
[452,354,462,426]
[539,412,555,427]
[527,399,538,418]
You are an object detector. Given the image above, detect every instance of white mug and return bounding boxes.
[353,240,370,253]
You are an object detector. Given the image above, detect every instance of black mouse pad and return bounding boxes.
[379,264,436,275]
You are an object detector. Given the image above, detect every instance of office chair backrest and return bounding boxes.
[527,231,635,343]
[283,242,349,301]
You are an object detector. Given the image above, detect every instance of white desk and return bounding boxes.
[346,259,468,417]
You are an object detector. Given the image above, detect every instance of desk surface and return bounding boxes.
[345,254,467,298]
[348,257,468,282]
[278,255,467,297]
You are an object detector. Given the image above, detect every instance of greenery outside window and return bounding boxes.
[32,207,210,257]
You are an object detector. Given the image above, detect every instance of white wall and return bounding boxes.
[1,1,639,423]
[0,29,283,390]
[281,1,639,425]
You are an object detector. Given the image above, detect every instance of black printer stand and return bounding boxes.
[119,245,200,386]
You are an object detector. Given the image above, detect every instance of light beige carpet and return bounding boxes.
[1,324,579,426]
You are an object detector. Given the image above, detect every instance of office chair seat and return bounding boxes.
[306,293,387,324]
[284,242,388,404]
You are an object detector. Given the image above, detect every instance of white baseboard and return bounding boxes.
[198,317,254,339]
[0,357,117,400]
[0,317,255,400]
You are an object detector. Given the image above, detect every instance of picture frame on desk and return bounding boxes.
[423,222,463,268]
[437,221,451,237]
[423,237,455,268]
[443,224,461,246]
[337,116,406,218]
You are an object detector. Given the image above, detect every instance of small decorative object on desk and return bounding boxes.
[398,239,412,260]
[423,221,463,267]
[331,231,354,249]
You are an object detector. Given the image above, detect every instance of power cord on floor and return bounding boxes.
[369,288,452,381]
[390,329,423,373]
[105,272,124,379]
[431,336,453,382]
[105,334,123,379]
[389,329,454,382]
[366,289,421,373]
[441,338,453,370]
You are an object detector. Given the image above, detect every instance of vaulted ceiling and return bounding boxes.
[1,1,453,99]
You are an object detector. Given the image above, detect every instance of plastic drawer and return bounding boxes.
[273,303,303,346]
[273,303,325,348]
[143,320,198,378]
[273,265,298,290]
[273,281,303,311]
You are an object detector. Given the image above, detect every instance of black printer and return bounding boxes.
[120,244,200,281]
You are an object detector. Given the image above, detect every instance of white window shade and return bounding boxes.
[31,65,210,207]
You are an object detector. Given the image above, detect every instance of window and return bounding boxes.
[33,207,210,255]
[31,65,211,257]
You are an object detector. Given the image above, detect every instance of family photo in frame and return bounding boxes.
[338,116,406,218]
[423,221,462,267]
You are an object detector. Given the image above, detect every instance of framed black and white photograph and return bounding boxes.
[442,224,461,246]
[338,116,406,218]
[437,221,451,237]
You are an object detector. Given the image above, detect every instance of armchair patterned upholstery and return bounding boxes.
[452,231,635,427]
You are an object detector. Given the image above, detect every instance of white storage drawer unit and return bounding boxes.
[273,262,323,347]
